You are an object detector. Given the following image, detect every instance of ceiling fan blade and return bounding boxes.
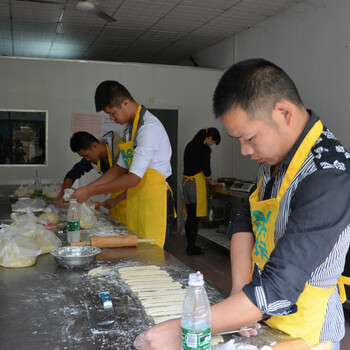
[15,0,64,4]
[91,8,116,22]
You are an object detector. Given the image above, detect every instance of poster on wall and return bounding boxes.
[71,112,125,138]
[71,113,102,135]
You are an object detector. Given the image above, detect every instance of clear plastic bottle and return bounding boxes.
[67,199,80,242]
[34,170,42,197]
[181,271,211,350]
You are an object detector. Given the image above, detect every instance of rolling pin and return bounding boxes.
[70,235,155,248]
[269,338,333,349]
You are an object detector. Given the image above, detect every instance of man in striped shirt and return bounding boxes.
[134,59,350,350]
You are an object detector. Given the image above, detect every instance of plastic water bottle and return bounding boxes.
[34,170,42,197]
[181,271,211,350]
[67,198,80,242]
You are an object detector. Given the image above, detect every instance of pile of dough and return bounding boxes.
[14,184,34,196]
[119,265,224,346]
[6,220,61,255]
[39,212,60,225]
[0,232,41,268]
[119,265,185,321]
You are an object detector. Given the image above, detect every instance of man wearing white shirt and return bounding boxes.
[73,81,174,249]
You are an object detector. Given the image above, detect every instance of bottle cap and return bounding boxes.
[188,271,204,286]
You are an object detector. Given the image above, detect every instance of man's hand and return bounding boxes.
[54,195,65,207]
[101,197,119,209]
[72,186,91,203]
[237,323,261,337]
[134,319,181,350]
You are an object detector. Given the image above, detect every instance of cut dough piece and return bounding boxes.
[211,335,224,346]
[88,266,112,276]
[152,314,182,324]
[141,297,184,307]
[145,306,183,316]
[126,279,176,286]
[144,300,183,309]
[137,289,186,299]
[130,284,182,292]
[119,270,169,278]
[121,274,172,282]
[119,265,160,272]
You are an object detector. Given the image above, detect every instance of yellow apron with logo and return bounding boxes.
[119,105,167,249]
[97,144,127,225]
[250,120,342,346]
[183,171,207,217]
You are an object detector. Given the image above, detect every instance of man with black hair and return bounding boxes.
[54,131,125,223]
[73,81,174,250]
[134,59,350,350]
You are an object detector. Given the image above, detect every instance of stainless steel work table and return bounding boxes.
[0,189,290,349]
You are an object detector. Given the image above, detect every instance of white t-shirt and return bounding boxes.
[117,109,172,179]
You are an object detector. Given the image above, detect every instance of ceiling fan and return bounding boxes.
[16,0,117,22]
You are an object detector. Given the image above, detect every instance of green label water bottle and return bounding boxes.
[34,170,42,197]
[181,271,212,350]
[67,199,80,232]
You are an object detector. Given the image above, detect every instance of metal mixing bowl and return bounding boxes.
[50,246,101,269]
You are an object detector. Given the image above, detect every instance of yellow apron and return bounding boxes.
[97,144,127,225]
[119,105,167,249]
[183,171,207,217]
[250,120,340,346]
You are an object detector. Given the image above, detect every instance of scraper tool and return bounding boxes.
[85,292,119,334]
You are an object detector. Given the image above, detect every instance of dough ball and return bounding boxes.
[39,212,60,225]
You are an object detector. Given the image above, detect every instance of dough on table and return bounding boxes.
[39,212,60,225]
[119,265,161,273]
[119,265,186,322]
[141,296,184,307]
[145,305,183,316]
[88,266,112,276]
[152,314,182,324]
[120,270,169,278]
[137,289,186,299]
[211,335,224,346]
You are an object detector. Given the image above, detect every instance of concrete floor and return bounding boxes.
[168,227,350,349]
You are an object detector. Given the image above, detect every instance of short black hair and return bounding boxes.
[95,80,135,112]
[213,58,303,119]
[192,127,221,146]
[70,131,99,153]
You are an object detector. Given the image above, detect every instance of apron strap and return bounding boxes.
[97,144,113,174]
[131,105,142,144]
[277,120,323,201]
[337,275,350,303]
[183,175,195,187]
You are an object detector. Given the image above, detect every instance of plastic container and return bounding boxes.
[181,271,211,350]
[34,170,43,197]
[67,199,80,242]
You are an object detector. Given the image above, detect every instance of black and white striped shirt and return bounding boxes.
[229,111,350,342]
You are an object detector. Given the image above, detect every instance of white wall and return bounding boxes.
[0,57,230,191]
[194,0,350,180]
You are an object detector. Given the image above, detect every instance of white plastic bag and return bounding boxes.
[11,198,46,213]
[14,184,34,196]
[39,204,61,225]
[79,202,97,229]
[0,227,41,268]
[13,220,62,254]
[63,188,74,201]
[43,184,61,199]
